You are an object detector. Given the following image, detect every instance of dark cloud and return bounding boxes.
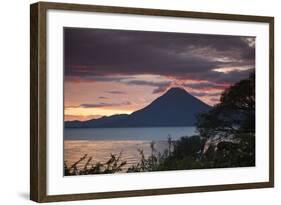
[65,75,133,83]
[124,80,172,94]
[125,80,170,87]
[175,68,254,85]
[189,91,223,97]
[182,82,228,90]
[77,101,131,108]
[98,96,108,99]
[106,91,127,94]
[64,28,255,84]
[152,84,172,94]
[209,68,254,84]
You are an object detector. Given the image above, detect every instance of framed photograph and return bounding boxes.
[30,2,274,202]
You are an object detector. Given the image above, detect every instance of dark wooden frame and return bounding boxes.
[30,1,274,203]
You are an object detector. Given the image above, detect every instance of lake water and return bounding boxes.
[64,127,196,172]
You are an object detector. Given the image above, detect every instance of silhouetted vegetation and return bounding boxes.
[196,72,255,167]
[64,73,255,175]
[196,72,255,139]
[64,153,126,175]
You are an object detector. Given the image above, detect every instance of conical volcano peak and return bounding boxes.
[168,87,186,92]
[163,87,189,97]
[66,86,211,128]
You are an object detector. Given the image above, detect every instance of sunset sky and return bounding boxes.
[64,28,255,121]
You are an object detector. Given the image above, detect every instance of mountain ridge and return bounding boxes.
[65,87,211,128]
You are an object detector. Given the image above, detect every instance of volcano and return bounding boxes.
[65,87,211,128]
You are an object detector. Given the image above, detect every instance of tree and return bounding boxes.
[196,72,255,167]
[196,72,255,140]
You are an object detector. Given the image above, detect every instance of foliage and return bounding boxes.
[196,72,255,140]
[196,72,255,168]
[127,141,162,172]
[155,135,205,170]
[64,153,126,176]
[202,133,255,168]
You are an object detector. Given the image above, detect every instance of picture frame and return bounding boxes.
[30,1,274,202]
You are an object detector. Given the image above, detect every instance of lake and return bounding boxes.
[64,127,196,172]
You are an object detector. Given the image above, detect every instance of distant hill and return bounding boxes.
[65,87,211,128]
[65,114,129,128]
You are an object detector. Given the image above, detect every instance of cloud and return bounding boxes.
[64,28,255,84]
[125,80,169,87]
[65,114,103,121]
[124,79,172,94]
[152,85,171,94]
[98,96,108,99]
[66,101,131,108]
[65,75,133,83]
[106,91,127,94]
[189,91,223,97]
[173,68,254,85]
[208,97,221,104]
[80,101,131,108]
[182,82,229,90]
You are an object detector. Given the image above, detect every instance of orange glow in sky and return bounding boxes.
[64,75,228,121]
